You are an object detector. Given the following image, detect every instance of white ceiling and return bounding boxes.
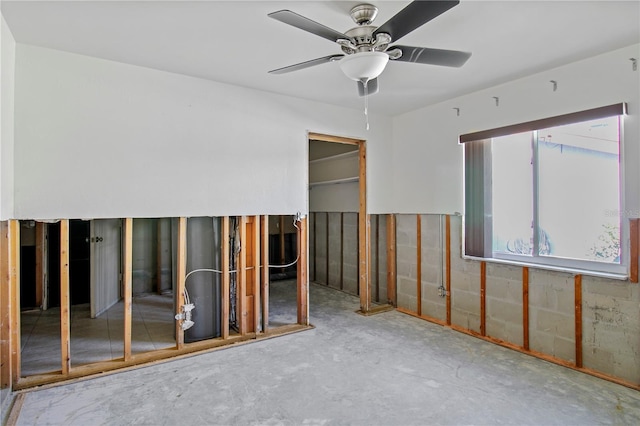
[2,1,639,116]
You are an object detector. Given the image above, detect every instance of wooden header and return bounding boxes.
[459,103,626,143]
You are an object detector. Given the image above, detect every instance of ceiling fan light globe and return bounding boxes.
[339,51,389,82]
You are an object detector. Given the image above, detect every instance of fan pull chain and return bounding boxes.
[363,79,370,131]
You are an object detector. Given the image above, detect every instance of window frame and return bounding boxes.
[461,103,627,279]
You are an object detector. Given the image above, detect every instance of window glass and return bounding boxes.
[537,116,620,263]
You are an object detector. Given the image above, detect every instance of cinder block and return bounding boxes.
[613,354,640,384]
[450,270,472,291]
[583,276,632,299]
[422,299,446,321]
[583,347,614,375]
[486,318,506,341]
[505,322,524,347]
[486,263,522,282]
[534,308,574,340]
[421,264,439,285]
[487,297,523,325]
[398,292,417,312]
[553,336,575,363]
[452,289,480,315]
[530,330,554,354]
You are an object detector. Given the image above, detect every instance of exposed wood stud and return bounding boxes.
[156,219,162,294]
[297,217,309,325]
[308,132,362,145]
[445,215,451,325]
[375,215,380,303]
[358,141,370,312]
[175,217,187,349]
[386,214,397,307]
[221,217,230,339]
[123,218,133,361]
[35,222,45,307]
[253,216,261,334]
[575,274,583,368]
[60,220,71,375]
[9,221,21,383]
[416,215,422,316]
[480,261,486,336]
[238,216,248,335]
[0,222,11,389]
[356,214,360,296]
[523,267,529,351]
[325,212,330,286]
[261,215,269,333]
[630,218,638,283]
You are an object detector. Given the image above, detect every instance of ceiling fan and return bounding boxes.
[268,1,471,96]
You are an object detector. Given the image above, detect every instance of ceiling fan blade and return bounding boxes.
[357,78,379,97]
[373,1,459,43]
[391,45,471,67]
[268,54,345,75]
[268,10,352,43]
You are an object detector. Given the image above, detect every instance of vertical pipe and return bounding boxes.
[297,217,309,325]
[445,215,452,325]
[60,220,71,375]
[480,261,486,336]
[522,267,529,351]
[416,215,422,316]
[221,217,230,339]
[575,274,583,368]
[386,214,397,307]
[238,216,247,335]
[175,217,187,349]
[261,215,269,333]
[123,218,133,361]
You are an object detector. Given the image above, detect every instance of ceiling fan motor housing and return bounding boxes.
[350,4,378,25]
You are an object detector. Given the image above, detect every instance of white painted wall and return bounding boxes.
[391,44,640,218]
[13,44,393,220]
[1,15,15,220]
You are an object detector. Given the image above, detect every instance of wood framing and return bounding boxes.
[123,218,133,361]
[175,217,187,349]
[416,215,422,316]
[445,215,451,325]
[221,216,230,339]
[630,218,639,283]
[358,143,370,312]
[325,212,330,285]
[575,274,583,368]
[522,267,530,351]
[312,213,317,282]
[297,217,309,325]
[480,261,486,336]
[9,221,21,384]
[60,220,71,375]
[1,222,11,389]
[386,214,397,307]
[238,216,247,335]
[261,215,269,333]
[253,216,261,334]
[374,215,380,303]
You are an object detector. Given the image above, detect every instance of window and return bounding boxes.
[462,104,626,276]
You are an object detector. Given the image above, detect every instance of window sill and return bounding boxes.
[461,254,629,281]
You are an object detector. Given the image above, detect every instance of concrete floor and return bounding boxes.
[12,280,640,425]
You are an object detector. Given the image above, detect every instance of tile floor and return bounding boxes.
[19,280,301,378]
[20,294,175,377]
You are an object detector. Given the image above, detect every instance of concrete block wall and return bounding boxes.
[528,270,575,362]
[395,213,640,385]
[420,215,446,320]
[396,214,418,312]
[449,215,481,332]
[310,213,388,300]
[370,215,388,304]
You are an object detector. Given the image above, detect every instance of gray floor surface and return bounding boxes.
[12,281,640,425]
